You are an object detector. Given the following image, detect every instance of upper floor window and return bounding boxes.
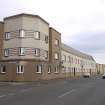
[4,48,9,57]
[18,48,25,56]
[72,57,74,64]
[62,55,66,61]
[68,56,71,62]
[0,65,6,73]
[34,31,40,39]
[54,53,59,60]
[34,48,40,56]
[78,59,80,64]
[54,39,59,46]
[36,65,42,74]
[16,65,24,74]
[5,32,10,40]
[19,29,25,38]
[45,36,48,43]
[45,51,48,59]
[75,58,77,64]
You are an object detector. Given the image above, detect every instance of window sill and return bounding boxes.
[0,72,6,74]
[18,54,25,56]
[36,72,42,74]
[34,38,40,40]
[16,72,24,74]
[54,72,59,74]
[48,72,51,74]
[4,56,9,57]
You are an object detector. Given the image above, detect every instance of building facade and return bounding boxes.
[96,63,105,74]
[0,22,3,59]
[0,13,96,81]
[61,44,96,78]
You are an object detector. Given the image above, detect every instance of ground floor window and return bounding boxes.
[0,65,6,73]
[16,65,24,74]
[48,66,51,73]
[54,66,59,73]
[36,65,42,74]
[62,67,66,73]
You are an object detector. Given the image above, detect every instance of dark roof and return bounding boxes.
[61,43,95,61]
[4,13,49,25]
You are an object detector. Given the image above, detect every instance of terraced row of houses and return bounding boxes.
[0,13,96,81]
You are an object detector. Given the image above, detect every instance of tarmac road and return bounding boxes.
[0,76,105,105]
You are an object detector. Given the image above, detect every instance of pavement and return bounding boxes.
[0,75,105,105]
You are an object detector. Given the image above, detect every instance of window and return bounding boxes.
[78,59,80,64]
[34,48,40,56]
[48,66,51,73]
[68,56,71,62]
[34,31,40,39]
[17,65,24,74]
[75,59,77,64]
[62,55,66,61]
[18,48,25,56]
[45,36,48,43]
[54,66,59,73]
[65,67,67,72]
[19,29,25,38]
[54,39,59,46]
[4,48,9,57]
[62,67,65,73]
[68,67,71,71]
[72,57,74,64]
[5,32,10,40]
[36,65,42,73]
[0,65,6,73]
[45,51,48,59]
[54,53,59,60]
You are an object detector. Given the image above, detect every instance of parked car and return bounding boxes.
[102,74,105,79]
[83,73,90,78]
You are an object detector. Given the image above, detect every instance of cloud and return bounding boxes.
[68,32,105,52]
[0,0,105,63]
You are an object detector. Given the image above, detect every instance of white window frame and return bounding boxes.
[62,55,66,61]
[45,51,48,59]
[18,48,25,56]
[36,65,42,74]
[68,56,71,62]
[34,48,40,56]
[5,32,10,40]
[54,66,59,73]
[16,65,24,74]
[45,36,48,43]
[34,31,40,39]
[19,29,25,38]
[48,66,51,74]
[0,65,6,73]
[54,53,59,60]
[4,48,9,57]
[54,39,59,46]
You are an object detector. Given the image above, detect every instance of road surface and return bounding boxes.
[0,76,105,105]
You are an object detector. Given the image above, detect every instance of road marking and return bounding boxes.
[58,89,76,98]
[0,95,6,98]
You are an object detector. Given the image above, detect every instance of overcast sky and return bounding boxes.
[0,0,105,64]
